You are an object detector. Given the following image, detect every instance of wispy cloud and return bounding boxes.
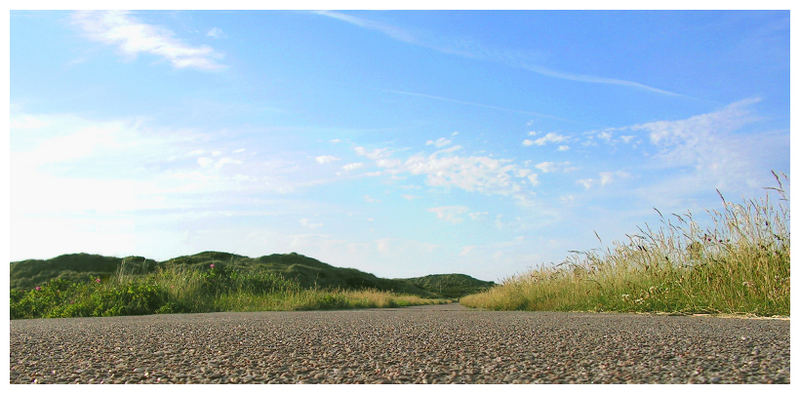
[518,63,683,97]
[577,97,786,204]
[316,11,682,97]
[315,155,340,164]
[341,162,364,171]
[427,206,470,224]
[206,27,224,39]
[575,171,630,190]
[9,112,344,218]
[426,137,452,148]
[299,218,323,229]
[71,11,225,70]
[632,98,762,147]
[523,132,570,147]
[534,161,575,173]
[629,98,783,193]
[313,10,418,45]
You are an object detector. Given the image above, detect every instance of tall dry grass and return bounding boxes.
[461,172,790,316]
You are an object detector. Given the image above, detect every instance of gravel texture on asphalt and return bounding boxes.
[10,303,789,384]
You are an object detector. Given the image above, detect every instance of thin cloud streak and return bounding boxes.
[316,11,683,97]
[520,64,684,97]
[313,10,417,44]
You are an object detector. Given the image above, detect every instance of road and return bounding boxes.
[10,303,789,383]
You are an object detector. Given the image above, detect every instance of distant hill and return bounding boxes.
[9,253,157,290]
[10,251,495,299]
[399,274,496,298]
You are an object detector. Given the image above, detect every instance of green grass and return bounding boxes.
[10,263,447,319]
[11,251,491,299]
[461,172,790,317]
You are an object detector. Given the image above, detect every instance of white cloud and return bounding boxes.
[576,178,594,189]
[354,146,391,160]
[206,27,224,39]
[534,161,574,173]
[404,154,523,196]
[428,206,469,224]
[197,157,214,167]
[530,132,569,146]
[560,97,784,208]
[624,99,772,183]
[214,157,243,168]
[522,139,534,146]
[623,98,784,198]
[634,98,760,147]
[468,211,488,220]
[71,11,225,70]
[557,145,570,151]
[9,112,339,221]
[534,162,556,173]
[426,137,452,148]
[577,171,630,189]
[341,162,364,171]
[11,113,199,216]
[494,214,505,230]
[299,218,323,229]
[10,113,52,130]
[315,155,340,164]
[355,143,539,204]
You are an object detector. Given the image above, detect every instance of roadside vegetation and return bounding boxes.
[12,251,493,299]
[461,172,790,317]
[11,263,447,319]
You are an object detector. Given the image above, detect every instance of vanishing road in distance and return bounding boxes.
[10,303,789,383]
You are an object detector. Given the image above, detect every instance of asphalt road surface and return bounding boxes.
[10,303,789,384]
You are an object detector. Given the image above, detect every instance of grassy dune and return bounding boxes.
[461,173,790,317]
[10,263,446,319]
[11,251,494,299]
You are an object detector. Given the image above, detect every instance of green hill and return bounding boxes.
[10,251,494,299]
[10,253,158,290]
[400,274,496,298]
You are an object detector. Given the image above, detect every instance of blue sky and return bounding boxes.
[9,10,789,281]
